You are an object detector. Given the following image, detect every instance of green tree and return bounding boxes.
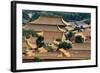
[67,31,74,41]
[75,35,84,43]
[58,41,72,50]
[22,29,37,38]
[36,36,45,48]
[34,56,41,62]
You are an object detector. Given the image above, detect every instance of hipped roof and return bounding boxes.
[29,15,67,26]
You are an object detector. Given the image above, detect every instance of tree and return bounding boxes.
[58,41,72,50]
[36,36,45,48]
[34,56,41,62]
[75,35,84,43]
[67,31,74,41]
[22,29,37,39]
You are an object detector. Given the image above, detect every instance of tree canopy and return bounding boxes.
[22,10,91,25]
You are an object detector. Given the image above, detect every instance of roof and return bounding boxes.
[22,24,64,32]
[29,16,67,26]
